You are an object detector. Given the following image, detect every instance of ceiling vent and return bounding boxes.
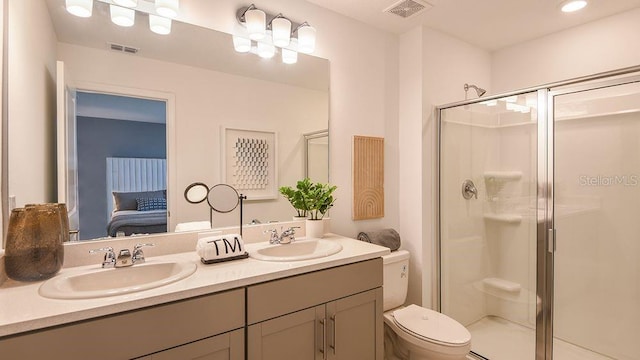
[384,0,432,18]
[108,42,139,54]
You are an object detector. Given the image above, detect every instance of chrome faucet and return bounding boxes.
[90,243,155,268]
[264,227,300,244]
[89,247,117,268]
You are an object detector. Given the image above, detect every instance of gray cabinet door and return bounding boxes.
[248,305,326,360]
[327,288,383,360]
[148,329,244,360]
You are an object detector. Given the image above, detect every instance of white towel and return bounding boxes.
[196,234,245,261]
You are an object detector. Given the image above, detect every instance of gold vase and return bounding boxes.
[5,204,67,281]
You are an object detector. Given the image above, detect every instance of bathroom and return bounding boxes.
[1,0,640,359]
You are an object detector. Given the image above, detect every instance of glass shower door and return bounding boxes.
[552,80,640,360]
[439,91,540,360]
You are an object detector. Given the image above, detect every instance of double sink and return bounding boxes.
[39,238,343,300]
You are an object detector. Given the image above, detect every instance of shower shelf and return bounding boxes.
[483,213,522,224]
[484,171,522,182]
[482,277,521,293]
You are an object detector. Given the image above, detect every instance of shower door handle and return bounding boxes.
[548,229,556,253]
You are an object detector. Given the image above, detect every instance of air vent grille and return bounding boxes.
[108,42,139,54]
[384,0,432,18]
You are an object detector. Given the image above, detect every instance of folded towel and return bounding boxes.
[197,233,246,262]
[175,221,211,232]
[357,229,401,251]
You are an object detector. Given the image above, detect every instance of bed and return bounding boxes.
[106,157,168,237]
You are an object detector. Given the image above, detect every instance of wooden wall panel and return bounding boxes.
[352,136,384,220]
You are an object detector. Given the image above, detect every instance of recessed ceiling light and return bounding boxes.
[560,0,588,13]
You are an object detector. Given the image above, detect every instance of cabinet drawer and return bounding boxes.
[0,288,245,359]
[248,258,382,324]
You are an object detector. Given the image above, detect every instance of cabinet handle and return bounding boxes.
[329,315,337,354]
[319,318,327,359]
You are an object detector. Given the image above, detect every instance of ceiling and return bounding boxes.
[304,0,640,50]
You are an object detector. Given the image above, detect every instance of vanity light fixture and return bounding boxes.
[559,0,588,12]
[155,0,179,19]
[295,22,316,54]
[110,4,135,27]
[149,14,171,35]
[113,0,138,8]
[270,14,292,47]
[65,0,93,17]
[234,5,316,64]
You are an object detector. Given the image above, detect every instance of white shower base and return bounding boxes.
[467,316,613,360]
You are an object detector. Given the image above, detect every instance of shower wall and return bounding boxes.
[441,94,538,330]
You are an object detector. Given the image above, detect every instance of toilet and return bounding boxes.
[383,250,471,360]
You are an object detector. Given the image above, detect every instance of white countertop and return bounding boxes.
[0,234,389,338]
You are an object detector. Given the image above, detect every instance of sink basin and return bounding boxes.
[39,261,197,299]
[249,238,343,262]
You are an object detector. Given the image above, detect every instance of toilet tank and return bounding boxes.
[382,250,410,311]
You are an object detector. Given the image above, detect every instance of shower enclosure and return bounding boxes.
[437,68,640,360]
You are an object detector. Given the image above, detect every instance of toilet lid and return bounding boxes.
[392,305,471,345]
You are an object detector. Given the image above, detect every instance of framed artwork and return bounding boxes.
[222,127,278,200]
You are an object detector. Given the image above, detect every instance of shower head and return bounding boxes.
[464,83,486,98]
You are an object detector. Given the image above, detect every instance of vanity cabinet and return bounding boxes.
[0,289,245,360]
[247,258,383,360]
[138,328,244,360]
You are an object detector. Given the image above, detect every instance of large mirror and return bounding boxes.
[4,0,329,241]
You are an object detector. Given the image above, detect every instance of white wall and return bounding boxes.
[492,8,640,93]
[398,26,491,307]
[7,0,57,207]
[58,43,327,229]
[175,0,401,239]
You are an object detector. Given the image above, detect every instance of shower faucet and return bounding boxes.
[462,179,478,200]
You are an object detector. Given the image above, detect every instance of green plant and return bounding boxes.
[279,182,307,217]
[279,178,337,220]
[300,179,337,220]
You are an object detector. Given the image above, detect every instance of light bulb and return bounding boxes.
[297,24,316,54]
[257,42,275,59]
[272,17,291,47]
[233,36,252,53]
[65,0,93,18]
[282,48,297,64]
[110,5,135,27]
[155,0,179,18]
[560,0,587,12]
[149,15,171,35]
[245,8,266,40]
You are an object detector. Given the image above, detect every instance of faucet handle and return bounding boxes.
[264,228,280,244]
[279,226,301,244]
[89,247,116,268]
[132,243,154,264]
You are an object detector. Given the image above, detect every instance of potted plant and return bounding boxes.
[279,180,308,220]
[299,179,337,238]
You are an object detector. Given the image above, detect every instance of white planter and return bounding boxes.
[292,215,307,222]
[306,219,324,239]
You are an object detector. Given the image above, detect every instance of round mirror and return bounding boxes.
[207,184,240,213]
[184,182,209,204]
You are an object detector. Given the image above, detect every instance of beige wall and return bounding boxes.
[7,0,57,207]
[58,43,327,229]
[492,8,640,93]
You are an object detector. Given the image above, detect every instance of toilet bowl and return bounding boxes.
[383,250,471,360]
